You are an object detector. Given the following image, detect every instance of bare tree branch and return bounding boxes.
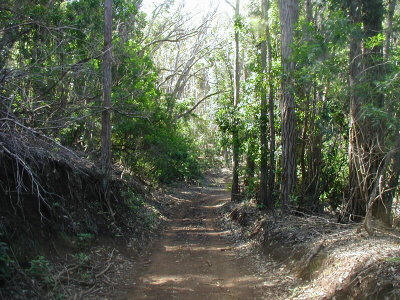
[175,90,225,119]
[224,0,235,9]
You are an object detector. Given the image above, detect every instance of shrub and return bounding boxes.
[0,242,13,281]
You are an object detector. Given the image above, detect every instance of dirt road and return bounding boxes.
[124,175,292,299]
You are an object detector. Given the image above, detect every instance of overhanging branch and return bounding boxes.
[175,90,225,120]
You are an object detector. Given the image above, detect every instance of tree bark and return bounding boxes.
[375,0,399,225]
[346,0,385,222]
[267,78,276,206]
[231,0,241,201]
[279,0,299,209]
[245,140,256,187]
[259,0,269,208]
[101,0,113,208]
[347,0,364,221]
[384,0,396,59]
[266,8,276,206]
[307,88,323,211]
[299,92,310,202]
[259,0,275,209]
[374,133,400,225]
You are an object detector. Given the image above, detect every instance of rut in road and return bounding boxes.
[124,174,293,299]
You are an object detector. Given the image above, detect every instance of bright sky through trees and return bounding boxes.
[142,0,234,20]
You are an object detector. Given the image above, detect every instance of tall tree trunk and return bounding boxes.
[279,0,299,209]
[231,0,241,201]
[267,79,276,205]
[266,7,276,205]
[375,0,399,225]
[258,0,275,209]
[259,0,269,208]
[346,0,385,222]
[299,92,310,202]
[364,0,385,221]
[347,0,364,221]
[101,0,113,211]
[307,88,323,210]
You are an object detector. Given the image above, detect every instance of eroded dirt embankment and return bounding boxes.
[224,201,400,299]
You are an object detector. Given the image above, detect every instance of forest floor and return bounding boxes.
[15,169,398,299]
[119,170,296,299]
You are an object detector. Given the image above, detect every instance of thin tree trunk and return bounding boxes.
[363,0,385,222]
[101,0,113,212]
[245,140,256,187]
[375,0,399,225]
[307,88,323,210]
[279,0,299,209]
[259,0,269,208]
[231,0,241,201]
[258,0,276,209]
[384,0,396,59]
[346,0,364,222]
[266,8,276,205]
[305,0,312,22]
[267,80,276,205]
[299,92,310,202]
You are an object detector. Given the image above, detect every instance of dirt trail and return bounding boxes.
[123,175,289,299]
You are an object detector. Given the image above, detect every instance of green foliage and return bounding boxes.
[122,188,160,229]
[72,253,90,265]
[1,0,203,186]
[80,271,91,281]
[243,176,258,200]
[365,33,385,49]
[124,189,145,211]
[76,233,95,246]
[386,257,400,263]
[27,256,52,283]
[320,140,348,211]
[2,0,398,234]
[114,116,202,183]
[26,256,60,294]
[146,125,202,183]
[0,242,13,281]
[234,16,245,32]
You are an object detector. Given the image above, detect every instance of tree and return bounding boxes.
[384,0,397,59]
[345,0,385,222]
[295,0,324,212]
[225,0,242,201]
[278,0,299,209]
[232,0,241,201]
[101,0,113,210]
[266,0,276,210]
[259,0,275,209]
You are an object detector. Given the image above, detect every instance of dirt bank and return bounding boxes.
[223,200,400,299]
